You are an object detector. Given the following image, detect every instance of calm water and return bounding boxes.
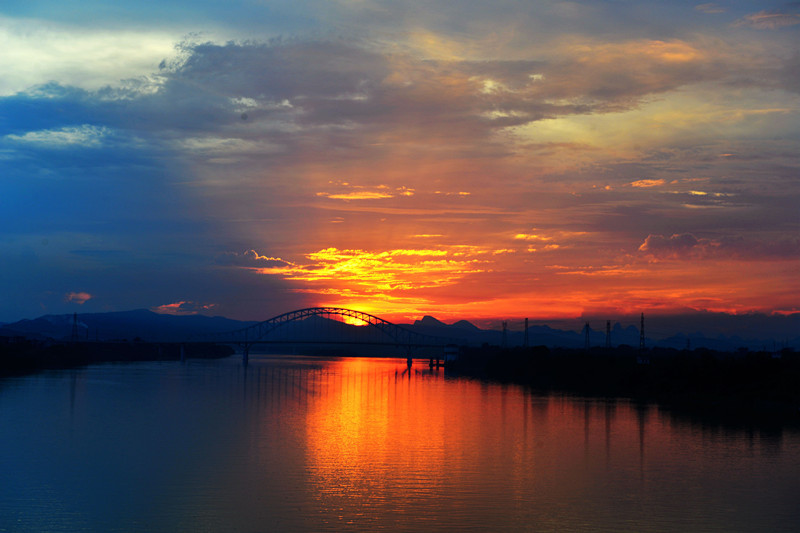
[1,354,799,532]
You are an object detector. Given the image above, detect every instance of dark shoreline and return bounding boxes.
[5,339,799,429]
[446,345,800,428]
[0,339,234,377]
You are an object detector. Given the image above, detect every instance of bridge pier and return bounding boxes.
[180,343,185,362]
[242,344,250,366]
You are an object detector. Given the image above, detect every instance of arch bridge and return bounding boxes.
[202,307,464,365]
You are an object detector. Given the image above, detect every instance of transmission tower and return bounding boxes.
[501,321,508,348]
[71,312,79,342]
[605,320,611,349]
[639,313,645,352]
[523,317,529,348]
[584,322,591,351]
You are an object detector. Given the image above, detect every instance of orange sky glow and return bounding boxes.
[2,2,799,326]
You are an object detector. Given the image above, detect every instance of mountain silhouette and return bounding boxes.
[1,309,798,350]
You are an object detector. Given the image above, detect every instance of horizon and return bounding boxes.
[5,305,800,343]
[2,1,799,325]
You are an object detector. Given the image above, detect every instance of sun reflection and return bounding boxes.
[293,359,686,528]
[302,359,450,519]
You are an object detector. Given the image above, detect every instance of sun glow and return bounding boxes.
[256,247,490,293]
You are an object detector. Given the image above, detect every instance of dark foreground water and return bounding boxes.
[1,355,799,532]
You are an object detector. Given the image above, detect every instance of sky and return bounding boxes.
[1,1,799,328]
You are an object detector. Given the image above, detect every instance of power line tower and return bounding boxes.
[605,320,611,349]
[584,322,591,351]
[71,312,79,342]
[523,317,529,348]
[639,313,645,352]
[501,321,508,349]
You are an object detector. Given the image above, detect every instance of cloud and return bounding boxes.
[513,229,587,243]
[316,183,415,201]
[255,246,490,295]
[639,233,800,261]
[630,179,666,188]
[638,233,705,259]
[0,18,175,96]
[216,250,292,268]
[527,244,561,253]
[146,37,737,151]
[514,232,552,242]
[65,291,92,305]
[434,191,471,196]
[695,3,726,14]
[2,18,799,322]
[735,10,800,29]
[0,35,777,175]
[151,301,218,315]
[318,191,394,200]
[4,125,109,148]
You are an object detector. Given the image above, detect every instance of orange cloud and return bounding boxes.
[151,301,217,315]
[566,39,704,65]
[316,183,415,201]
[514,232,552,241]
[65,291,92,305]
[527,244,561,253]
[252,246,500,312]
[630,179,665,188]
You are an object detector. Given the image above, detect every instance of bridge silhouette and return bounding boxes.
[199,307,465,365]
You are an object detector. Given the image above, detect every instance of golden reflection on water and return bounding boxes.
[3,357,799,532]
[304,360,450,515]
[288,356,796,531]
[233,356,800,531]
[300,358,635,528]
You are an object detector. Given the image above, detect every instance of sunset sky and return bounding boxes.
[1,1,799,326]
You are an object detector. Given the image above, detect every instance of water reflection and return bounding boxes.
[1,356,799,532]
[242,356,800,531]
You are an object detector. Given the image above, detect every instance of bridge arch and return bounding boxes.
[216,307,458,348]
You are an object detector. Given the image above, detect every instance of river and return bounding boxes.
[1,355,798,532]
